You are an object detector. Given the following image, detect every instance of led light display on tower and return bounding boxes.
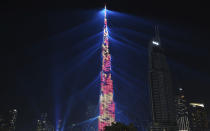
[98,5,115,131]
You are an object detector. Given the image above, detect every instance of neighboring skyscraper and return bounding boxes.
[0,115,8,131]
[98,5,115,131]
[36,113,54,131]
[175,88,190,131]
[188,102,208,131]
[148,26,177,131]
[8,109,18,131]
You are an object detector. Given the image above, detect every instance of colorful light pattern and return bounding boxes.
[98,5,115,131]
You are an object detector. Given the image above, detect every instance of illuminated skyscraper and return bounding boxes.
[98,5,115,131]
[189,102,208,131]
[175,88,190,131]
[8,109,18,131]
[148,27,177,131]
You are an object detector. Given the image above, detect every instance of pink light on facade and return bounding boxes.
[98,5,115,131]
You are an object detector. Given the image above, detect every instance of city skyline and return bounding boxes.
[1,0,210,130]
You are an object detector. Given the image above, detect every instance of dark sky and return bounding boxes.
[1,0,210,130]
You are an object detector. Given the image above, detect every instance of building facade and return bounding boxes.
[175,88,190,131]
[148,27,177,131]
[8,109,18,131]
[188,103,208,131]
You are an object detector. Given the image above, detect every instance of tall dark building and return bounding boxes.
[148,27,177,131]
[8,109,18,131]
[188,102,208,131]
[175,88,190,131]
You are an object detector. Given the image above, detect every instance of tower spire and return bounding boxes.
[151,25,160,46]
[104,4,107,19]
[154,25,160,42]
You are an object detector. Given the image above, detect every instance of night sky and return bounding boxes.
[1,0,210,130]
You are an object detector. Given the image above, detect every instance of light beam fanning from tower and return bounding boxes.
[98,5,115,131]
